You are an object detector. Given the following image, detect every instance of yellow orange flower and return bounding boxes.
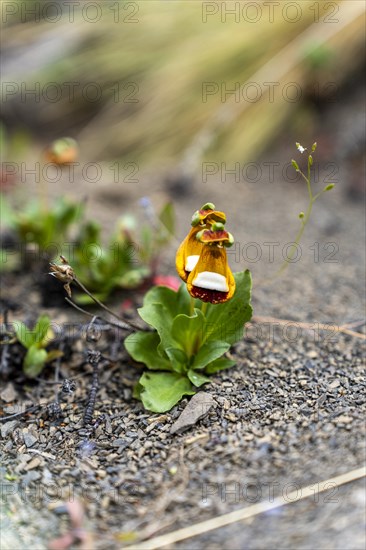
[185,223,235,304]
[176,225,205,282]
[176,203,226,283]
[187,243,235,304]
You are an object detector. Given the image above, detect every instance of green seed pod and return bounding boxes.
[211,222,225,231]
[191,210,201,226]
[224,232,235,247]
[196,229,205,241]
[200,203,215,211]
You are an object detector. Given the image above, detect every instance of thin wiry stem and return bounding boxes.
[64,297,140,332]
[69,277,142,331]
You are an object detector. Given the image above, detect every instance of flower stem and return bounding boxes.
[276,158,314,276]
[72,276,141,330]
[201,301,208,316]
[189,297,195,316]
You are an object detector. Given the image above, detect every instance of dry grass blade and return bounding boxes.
[3,2,364,170]
[128,467,366,549]
[181,0,366,174]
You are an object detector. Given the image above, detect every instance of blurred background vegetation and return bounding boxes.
[1,0,365,180]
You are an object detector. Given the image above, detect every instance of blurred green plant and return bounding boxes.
[1,184,175,301]
[0,195,83,268]
[13,314,62,378]
[63,201,175,303]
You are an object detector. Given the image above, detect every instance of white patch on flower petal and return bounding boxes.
[192,271,228,292]
[185,255,200,272]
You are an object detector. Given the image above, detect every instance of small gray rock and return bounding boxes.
[1,420,18,438]
[0,383,17,403]
[23,433,38,448]
[170,392,216,435]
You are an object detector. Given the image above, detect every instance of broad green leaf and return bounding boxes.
[176,283,195,316]
[165,347,188,373]
[24,346,48,378]
[14,321,36,349]
[139,225,153,262]
[191,341,231,370]
[133,381,143,399]
[33,315,51,347]
[187,370,211,387]
[138,372,195,412]
[158,202,175,236]
[138,303,177,349]
[171,309,206,356]
[204,270,252,345]
[142,285,178,321]
[205,357,236,374]
[125,331,171,371]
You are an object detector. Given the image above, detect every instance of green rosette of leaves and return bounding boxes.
[125,270,252,412]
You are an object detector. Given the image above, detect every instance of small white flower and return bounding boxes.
[296,142,307,154]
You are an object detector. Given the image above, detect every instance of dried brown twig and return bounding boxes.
[50,255,141,331]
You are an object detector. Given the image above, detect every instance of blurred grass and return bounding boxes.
[1,0,365,175]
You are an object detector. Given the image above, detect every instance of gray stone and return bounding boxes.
[1,420,18,438]
[170,392,216,435]
[23,433,38,448]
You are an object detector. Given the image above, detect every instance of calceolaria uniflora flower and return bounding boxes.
[175,203,226,283]
[176,205,235,304]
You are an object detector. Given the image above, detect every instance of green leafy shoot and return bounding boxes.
[0,196,84,269]
[13,314,62,377]
[64,202,175,304]
[278,141,335,274]
[1,188,175,301]
[125,270,252,412]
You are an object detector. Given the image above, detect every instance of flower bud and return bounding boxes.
[211,222,225,231]
[291,159,299,171]
[200,203,215,211]
[298,212,305,219]
[45,137,78,165]
[191,210,201,226]
[223,232,234,247]
[49,256,74,297]
[296,142,306,154]
[324,184,335,191]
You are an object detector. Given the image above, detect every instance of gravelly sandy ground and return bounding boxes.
[1,91,365,550]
